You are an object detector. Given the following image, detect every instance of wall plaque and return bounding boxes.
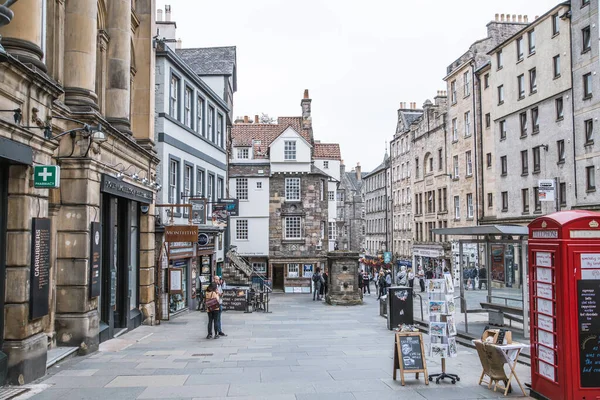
[29,218,51,320]
[89,222,102,298]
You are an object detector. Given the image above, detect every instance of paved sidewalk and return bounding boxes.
[21,293,532,399]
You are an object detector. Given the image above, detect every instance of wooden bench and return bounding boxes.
[480,302,524,326]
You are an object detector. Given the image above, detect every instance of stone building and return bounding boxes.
[390,102,422,263]
[410,94,451,276]
[336,163,366,252]
[0,0,158,384]
[153,7,235,313]
[363,153,390,259]
[570,0,600,209]
[445,15,527,229]
[486,3,574,223]
[229,91,341,293]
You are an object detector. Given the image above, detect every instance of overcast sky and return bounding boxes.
[157,0,559,171]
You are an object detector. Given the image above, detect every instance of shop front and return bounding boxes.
[167,243,194,313]
[99,174,153,343]
[412,245,451,279]
[197,228,220,294]
[269,259,326,293]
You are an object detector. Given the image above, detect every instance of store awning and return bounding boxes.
[432,225,528,237]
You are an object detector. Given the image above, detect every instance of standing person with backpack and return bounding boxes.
[362,270,371,295]
[357,269,364,294]
[312,267,324,301]
[377,271,386,299]
[322,271,329,296]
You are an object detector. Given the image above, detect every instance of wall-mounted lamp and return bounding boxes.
[539,144,549,151]
[45,115,106,143]
[0,108,21,124]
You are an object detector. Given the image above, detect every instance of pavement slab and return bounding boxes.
[24,293,532,399]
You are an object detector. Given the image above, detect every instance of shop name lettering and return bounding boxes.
[104,180,152,200]
[34,229,42,278]
[167,230,196,236]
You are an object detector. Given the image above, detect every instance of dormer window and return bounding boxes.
[284,141,296,160]
[237,147,249,159]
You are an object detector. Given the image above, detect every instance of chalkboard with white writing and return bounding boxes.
[578,280,600,387]
[398,334,425,371]
[221,289,247,311]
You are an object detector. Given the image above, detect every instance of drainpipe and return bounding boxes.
[567,7,577,202]
[471,61,481,225]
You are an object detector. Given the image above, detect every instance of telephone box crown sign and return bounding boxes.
[590,220,599,228]
[541,221,547,228]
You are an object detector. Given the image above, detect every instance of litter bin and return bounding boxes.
[387,286,414,330]
[379,296,387,318]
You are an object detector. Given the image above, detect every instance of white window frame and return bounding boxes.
[284,140,297,160]
[328,191,335,201]
[287,263,299,278]
[328,221,337,240]
[453,155,459,178]
[196,169,204,196]
[463,71,470,96]
[183,165,192,215]
[169,159,178,205]
[467,193,473,218]
[237,148,249,159]
[285,177,301,201]
[217,113,224,148]
[285,216,302,239]
[252,262,267,274]
[196,96,204,135]
[236,178,248,200]
[466,151,473,176]
[256,181,263,189]
[454,196,460,220]
[170,75,179,119]
[323,161,329,169]
[236,219,248,240]
[464,111,471,137]
[452,118,458,141]
[184,87,192,128]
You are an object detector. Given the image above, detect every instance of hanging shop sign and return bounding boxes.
[33,165,60,188]
[29,218,51,320]
[100,174,153,204]
[216,198,239,216]
[197,232,215,252]
[89,222,102,298]
[165,225,198,243]
[190,198,206,225]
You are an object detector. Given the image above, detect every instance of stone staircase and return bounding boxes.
[221,262,251,285]
[224,249,269,289]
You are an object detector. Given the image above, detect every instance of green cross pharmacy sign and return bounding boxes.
[33,165,60,188]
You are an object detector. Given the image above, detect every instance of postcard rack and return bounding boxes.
[426,273,460,384]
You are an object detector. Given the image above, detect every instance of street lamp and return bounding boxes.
[44,116,105,143]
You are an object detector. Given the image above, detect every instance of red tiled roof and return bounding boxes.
[231,117,312,159]
[313,143,341,160]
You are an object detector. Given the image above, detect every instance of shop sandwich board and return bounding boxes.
[393,332,429,386]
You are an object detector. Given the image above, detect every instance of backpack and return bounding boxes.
[312,273,320,283]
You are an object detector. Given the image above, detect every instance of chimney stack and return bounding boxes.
[524,16,529,23]
[495,13,499,22]
[244,115,249,123]
[301,89,312,130]
[157,9,163,21]
[165,5,171,21]
[518,15,522,23]
[356,162,362,181]
[176,39,182,49]
[234,116,244,124]
[400,102,405,109]
[500,14,505,22]
[254,115,259,123]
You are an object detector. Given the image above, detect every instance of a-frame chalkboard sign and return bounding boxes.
[393,332,429,386]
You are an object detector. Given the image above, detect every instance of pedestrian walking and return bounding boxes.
[398,267,408,286]
[417,267,425,292]
[362,271,371,295]
[357,269,364,294]
[385,271,392,295]
[322,271,329,296]
[478,266,487,290]
[204,283,220,339]
[407,268,415,290]
[313,267,324,301]
[377,271,386,299]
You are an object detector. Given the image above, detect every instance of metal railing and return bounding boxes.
[226,248,271,293]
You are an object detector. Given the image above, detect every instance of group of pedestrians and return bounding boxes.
[204,276,227,339]
[312,267,328,301]
[397,267,426,292]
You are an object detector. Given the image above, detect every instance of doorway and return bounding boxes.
[272,265,284,291]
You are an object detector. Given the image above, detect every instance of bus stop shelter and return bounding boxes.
[432,225,530,339]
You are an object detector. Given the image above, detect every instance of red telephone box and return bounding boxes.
[529,211,600,400]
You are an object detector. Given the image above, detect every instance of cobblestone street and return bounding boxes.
[21,293,531,400]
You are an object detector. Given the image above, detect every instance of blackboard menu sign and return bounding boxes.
[578,280,600,333]
[29,218,51,320]
[89,222,102,298]
[393,332,428,386]
[221,288,247,311]
[578,280,600,387]
[398,334,425,370]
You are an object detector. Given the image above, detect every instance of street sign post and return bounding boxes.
[538,179,555,202]
[33,165,60,188]
[384,251,392,264]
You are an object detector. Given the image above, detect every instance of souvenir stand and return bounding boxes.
[427,273,460,384]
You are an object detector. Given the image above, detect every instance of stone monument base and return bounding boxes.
[325,251,362,306]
